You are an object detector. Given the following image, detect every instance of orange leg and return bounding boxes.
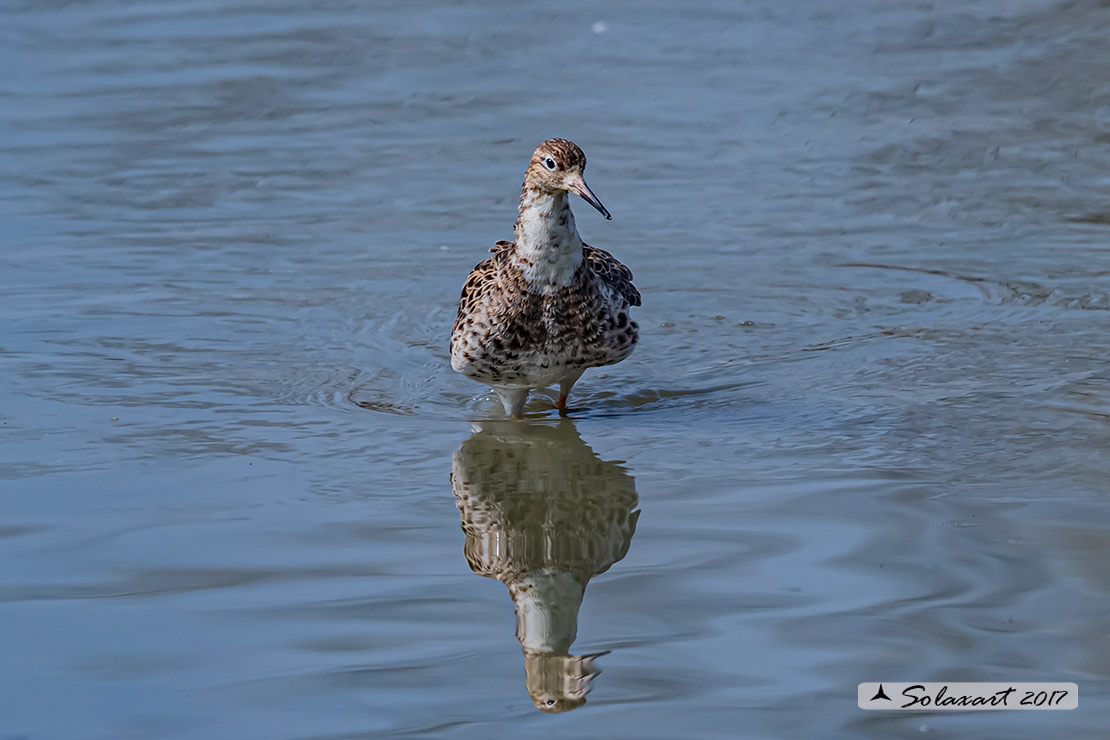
[556,371,583,415]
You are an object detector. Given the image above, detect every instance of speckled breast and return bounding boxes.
[451,263,638,387]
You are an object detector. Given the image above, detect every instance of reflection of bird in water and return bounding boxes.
[451,421,639,713]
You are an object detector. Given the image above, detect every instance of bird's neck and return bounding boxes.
[509,569,585,655]
[513,185,583,289]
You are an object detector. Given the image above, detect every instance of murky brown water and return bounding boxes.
[2,0,1109,737]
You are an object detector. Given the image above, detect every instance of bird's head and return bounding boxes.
[525,138,611,220]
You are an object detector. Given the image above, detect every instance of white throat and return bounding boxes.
[513,189,583,289]
[510,569,585,655]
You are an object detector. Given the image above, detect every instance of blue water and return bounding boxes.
[2,0,1109,737]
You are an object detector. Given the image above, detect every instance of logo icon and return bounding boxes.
[870,684,892,702]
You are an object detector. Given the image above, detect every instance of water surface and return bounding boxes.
[2,0,1109,737]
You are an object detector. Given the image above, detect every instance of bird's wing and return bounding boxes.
[452,244,511,338]
[582,243,641,307]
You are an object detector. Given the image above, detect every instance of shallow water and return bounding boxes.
[2,0,1110,737]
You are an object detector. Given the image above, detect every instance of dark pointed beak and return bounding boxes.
[568,174,612,220]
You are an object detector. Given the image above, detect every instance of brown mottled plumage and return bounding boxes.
[450,139,640,416]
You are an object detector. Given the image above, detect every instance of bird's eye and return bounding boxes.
[544,157,557,171]
[546,699,556,706]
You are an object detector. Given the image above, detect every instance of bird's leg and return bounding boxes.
[556,371,584,415]
[494,387,530,419]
